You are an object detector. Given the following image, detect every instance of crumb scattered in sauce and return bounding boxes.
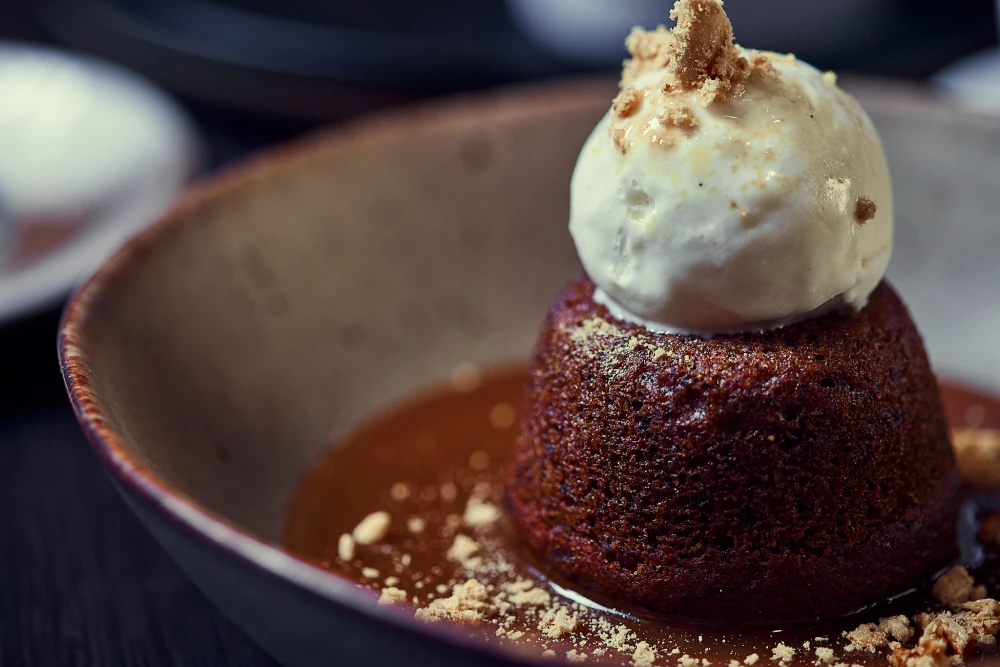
[284,367,1000,666]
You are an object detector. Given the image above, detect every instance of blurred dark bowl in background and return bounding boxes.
[33,0,574,122]
[21,0,1000,125]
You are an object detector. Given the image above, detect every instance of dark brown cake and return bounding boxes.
[508,275,962,623]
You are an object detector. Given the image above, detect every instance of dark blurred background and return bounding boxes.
[3,0,998,171]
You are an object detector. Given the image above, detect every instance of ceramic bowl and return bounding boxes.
[60,79,1000,667]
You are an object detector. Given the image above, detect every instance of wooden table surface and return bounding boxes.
[0,310,280,667]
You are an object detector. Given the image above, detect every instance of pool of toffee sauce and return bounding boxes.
[284,366,1000,665]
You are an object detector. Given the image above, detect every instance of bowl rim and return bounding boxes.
[57,76,1000,664]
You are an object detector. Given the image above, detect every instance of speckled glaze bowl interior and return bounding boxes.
[60,79,1000,667]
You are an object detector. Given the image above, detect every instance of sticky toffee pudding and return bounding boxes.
[508,279,961,623]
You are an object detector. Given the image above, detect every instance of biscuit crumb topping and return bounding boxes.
[932,567,984,610]
[621,0,751,107]
[414,579,489,626]
[632,641,657,667]
[771,642,796,663]
[879,616,915,644]
[352,511,390,545]
[377,587,407,606]
[337,533,355,561]
[854,196,877,223]
[613,87,644,119]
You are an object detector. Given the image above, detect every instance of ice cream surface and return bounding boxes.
[569,0,893,335]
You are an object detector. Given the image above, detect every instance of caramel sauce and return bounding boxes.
[284,367,1000,665]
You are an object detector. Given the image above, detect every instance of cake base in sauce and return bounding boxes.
[284,366,1000,666]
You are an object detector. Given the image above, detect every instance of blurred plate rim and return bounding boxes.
[0,39,202,325]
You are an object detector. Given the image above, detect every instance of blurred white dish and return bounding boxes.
[507,0,664,65]
[934,47,1000,115]
[507,0,893,66]
[0,42,199,323]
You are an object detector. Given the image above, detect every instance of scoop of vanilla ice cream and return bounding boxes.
[569,54,893,335]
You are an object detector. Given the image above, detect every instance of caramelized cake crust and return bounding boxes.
[508,276,961,622]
